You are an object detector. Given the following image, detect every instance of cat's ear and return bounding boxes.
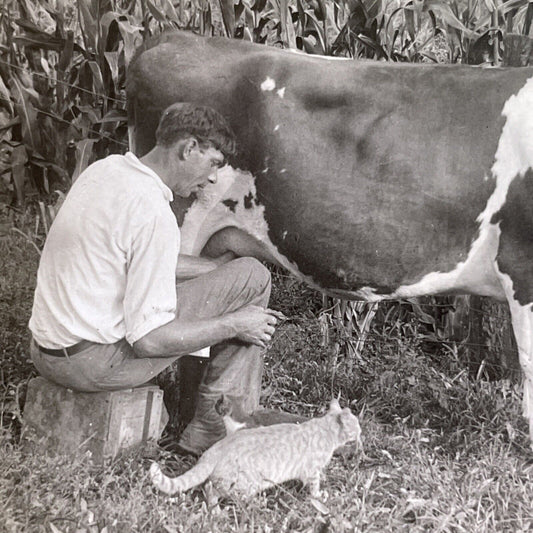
[329,398,342,413]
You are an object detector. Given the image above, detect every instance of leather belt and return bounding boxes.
[35,339,95,357]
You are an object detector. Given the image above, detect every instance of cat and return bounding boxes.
[150,398,362,499]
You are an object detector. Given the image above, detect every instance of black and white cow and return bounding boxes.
[127,31,533,444]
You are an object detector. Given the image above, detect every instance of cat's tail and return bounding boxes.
[150,461,212,495]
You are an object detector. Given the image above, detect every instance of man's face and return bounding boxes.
[174,141,225,197]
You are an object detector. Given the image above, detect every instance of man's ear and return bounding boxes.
[181,137,199,160]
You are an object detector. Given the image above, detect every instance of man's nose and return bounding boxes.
[208,169,218,184]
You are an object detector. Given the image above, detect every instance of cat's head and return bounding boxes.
[328,400,362,449]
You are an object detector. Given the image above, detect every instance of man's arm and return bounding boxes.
[176,252,235,281]
[133,305,283,358]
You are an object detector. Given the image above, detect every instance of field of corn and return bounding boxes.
[1,0,533,532]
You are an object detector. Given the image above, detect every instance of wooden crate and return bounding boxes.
[23,377,164,462]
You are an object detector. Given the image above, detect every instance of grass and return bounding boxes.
[1,208,533,533]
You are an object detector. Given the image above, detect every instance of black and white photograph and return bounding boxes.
[1,0,532,531]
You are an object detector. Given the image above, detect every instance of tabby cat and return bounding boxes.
[150,399,362,499]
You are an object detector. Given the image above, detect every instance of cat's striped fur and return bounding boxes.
[150,399,362,498]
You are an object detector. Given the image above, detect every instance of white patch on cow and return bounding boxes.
[479,75,533,223]
[261,77,276,91]
[277,87,286,98]
[179,165,323,290]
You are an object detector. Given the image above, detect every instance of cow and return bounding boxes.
[127,31,533,446]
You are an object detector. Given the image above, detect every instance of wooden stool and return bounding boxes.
[23,377,164,462]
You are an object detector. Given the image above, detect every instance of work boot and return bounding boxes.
[177,387,226,455]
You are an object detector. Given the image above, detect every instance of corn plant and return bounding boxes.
[0,0,186,207]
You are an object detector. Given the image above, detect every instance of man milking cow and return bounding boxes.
[127,31,533,448]
[28,103,295,455]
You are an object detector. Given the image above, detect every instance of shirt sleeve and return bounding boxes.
[123,206,180,345]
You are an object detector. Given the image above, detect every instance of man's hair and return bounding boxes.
[155,103,236,157]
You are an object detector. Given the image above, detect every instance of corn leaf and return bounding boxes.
[252,0,268,11]
[104,51,120,88]
[524,1,533,35]
[11,144,27,205]
[219,0,236,37]
[78,0,98,52]
[146,1,170,23]
[116,19,143,66]
[9,75,38,151]
[161,0,180,20]
[100,109,127,124]
[72,139,96,183]
[424,0,478,38]
[0,76,14,115]
[88,61,106,97]
[277,0,297,48]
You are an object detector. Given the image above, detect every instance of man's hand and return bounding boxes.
[228,305,286,348]
[134,305,286,357]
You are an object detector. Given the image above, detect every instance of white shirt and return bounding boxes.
[29,152,180,348]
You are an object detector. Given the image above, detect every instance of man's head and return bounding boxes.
[143,103,237,198]
[156,103,236,156]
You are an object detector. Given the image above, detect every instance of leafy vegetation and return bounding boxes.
[1,1,533,531]
[1,0,532,208]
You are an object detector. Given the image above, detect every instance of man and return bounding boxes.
[29,103,284,455]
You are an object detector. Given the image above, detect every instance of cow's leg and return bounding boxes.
[512,304,533,445]
[498,273,533,446]
[512,303,533,444]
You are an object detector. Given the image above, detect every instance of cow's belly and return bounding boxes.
[180,166,506,302]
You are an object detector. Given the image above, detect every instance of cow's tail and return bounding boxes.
[150,461,212,495]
